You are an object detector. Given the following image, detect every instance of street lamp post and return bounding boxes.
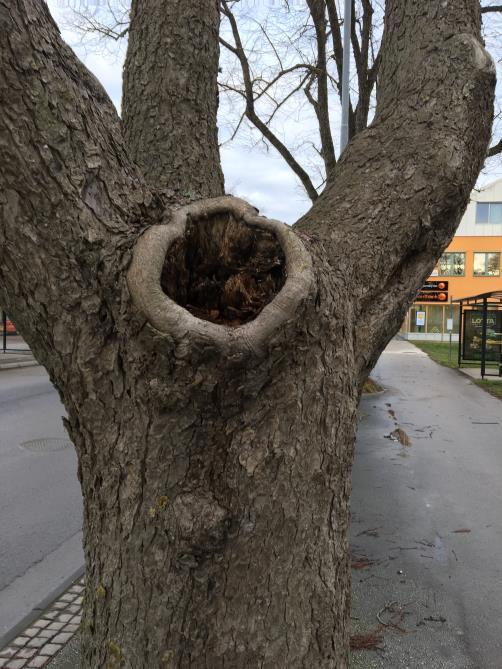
[340,0,352,153]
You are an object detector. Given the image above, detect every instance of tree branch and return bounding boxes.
[253,63,316,101]
[355,0,376,133]
[326,0,356,136]
[123,0,224,197]
[221,0,319,202]
[296,0,495,377]
[487,139,502,156]
[62,0,130,46]
[68,11,129,41]
[265,71,312,125]
[0,0,151,380]
[306,0,336,177]
[325,0,344,94]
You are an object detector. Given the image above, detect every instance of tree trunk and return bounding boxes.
[122,0,224,199]
[0,1,494,668]
[78,204,358,667]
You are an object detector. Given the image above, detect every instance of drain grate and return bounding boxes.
[21,438,73,453]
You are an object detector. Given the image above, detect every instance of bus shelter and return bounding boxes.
[454,291,502,378]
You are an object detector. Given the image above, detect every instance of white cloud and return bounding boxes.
[222,144,310,222]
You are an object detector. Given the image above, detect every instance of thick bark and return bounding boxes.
[122,0,224,199]
[0,0,151,376]
[0,1,495,668]
[80,268,358,668]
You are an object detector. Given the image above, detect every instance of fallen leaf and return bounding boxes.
[393,428,412,447]
[352,560,375,570]
[350,630,384,651]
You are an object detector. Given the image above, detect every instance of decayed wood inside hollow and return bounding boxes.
[161,213,286,326]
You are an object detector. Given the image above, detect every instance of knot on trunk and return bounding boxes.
[171,491,231,567]
[127,196,313,357]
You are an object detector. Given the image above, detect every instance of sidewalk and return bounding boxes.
[0,577,83,669]
[350,338,502,668]
[0,338,38,371]
[3,339,502,667]
[458,365,502,382]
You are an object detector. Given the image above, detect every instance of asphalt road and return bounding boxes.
[350,339,502,668]
[0,366,83,641]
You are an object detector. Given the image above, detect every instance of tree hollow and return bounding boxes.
[127,196,314,356]
[161,212,286,326]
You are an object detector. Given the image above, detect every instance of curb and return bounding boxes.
[0,361,39,371]
[0,565,85,653]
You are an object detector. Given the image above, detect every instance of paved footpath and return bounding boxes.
[0,338,37,372]
[2,338,502,667]
[351,338,502,668]
[0,580,83,669]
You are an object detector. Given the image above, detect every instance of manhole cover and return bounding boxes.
[21,438,73,453]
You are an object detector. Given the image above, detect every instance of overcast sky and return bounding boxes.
[46,0,314,224]
[46,0,502,220]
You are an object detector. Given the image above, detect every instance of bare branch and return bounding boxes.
[220,0,319,202]
[219,36,239,55]
[352,0,379,133]
[325,0,344,94]
[306,0,336,177]
[487,139,502,156]
[253,63,316,101]
[267,70,312,125]
[219,81,247,98]
[62,1,130,47]
[255,19,285,70]
[325,0,356,135]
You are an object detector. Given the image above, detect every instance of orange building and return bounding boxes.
[403,179,502,340]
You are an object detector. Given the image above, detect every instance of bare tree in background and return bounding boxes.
[64,0,502,200]
[0,0,494,667]
[62,0,130,49]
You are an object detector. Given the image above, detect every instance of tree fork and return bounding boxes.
[127,196,314,356]
[0,0,496,667]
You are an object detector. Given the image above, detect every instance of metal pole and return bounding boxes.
[481,298,488,379]
[448,298,453,364]
[458,301,463,367]
[340,0,352,153]
[2,311,6,353]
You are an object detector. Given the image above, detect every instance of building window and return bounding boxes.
[433,252,465,276]
[473,252,501,277]
[476,202,502,224]
[427,305,443,334]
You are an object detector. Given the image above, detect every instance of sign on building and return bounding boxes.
[422,280,449,291]
[415,291,448,302]
[416,280,448,303]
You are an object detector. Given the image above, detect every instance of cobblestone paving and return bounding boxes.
[0,578,83,669]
